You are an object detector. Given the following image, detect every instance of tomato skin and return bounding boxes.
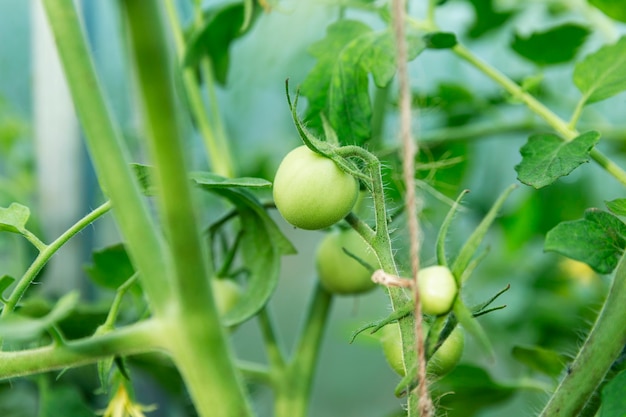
[417,265,458,316]
[211,278,242,317]
[316,229,379,295]
[379,322,465,378]
[273,146,359,230]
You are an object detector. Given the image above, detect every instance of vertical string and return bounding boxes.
[390,0,433,415]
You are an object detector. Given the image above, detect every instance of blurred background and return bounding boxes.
[1,0,625,416]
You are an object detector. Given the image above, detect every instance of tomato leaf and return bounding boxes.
[183,2,260,85]
[466,0,514,38]
[0,203,30,235]
[84,243,136,290]
[204,188,296,326]
[600,369,626,417]
[511,23,589,66]
[453,298,494,359]
[301,20,425,145]
[545,209,626,274]
[430,364,517,417]
[606,198,626,217]
[189,172,271,188]
[511,345,569,378]
[0,292,79,342]
[423,32,458,49]
[515,131,600,189]
[38,385,93,417]
[574,36,626,104]
[0,275,15,302]
[588,0,626,23]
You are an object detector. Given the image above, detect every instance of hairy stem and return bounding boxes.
[539,252,626,416]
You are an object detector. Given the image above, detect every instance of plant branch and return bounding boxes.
[2,201,112,318]
[539,252,626,417]
[0,319,165,380]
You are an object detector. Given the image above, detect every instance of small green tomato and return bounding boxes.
[418,265,458,316]
[273,146,359,230]
[316,228,379,295]
[379,322,465,378]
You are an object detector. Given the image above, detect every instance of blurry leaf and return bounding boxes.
[302,20,425,145]
[589,0,626,23]
[189,172,271,188]
[601,369,626,417]
[0,203,30,234]
[545,209,626,274]
[515,131,600,189]
[39,384,93,417]
[0,275,15,301]
[606,198,626,216]
[431,364,516,417]
[183,2,261,85]
[0,382,38,417]
[512,345,568,378]
[423,32,457,49]
[131,163,157,196]
[84,244,135,290]
[453,299,494,359]
[0,292,79,341]
[574,37,626,104]
[466,0,513,38]
[511,24,589,66]
[204,188,296,326]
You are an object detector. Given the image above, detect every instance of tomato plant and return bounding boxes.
[1,0,626,416]
[273,145,359,230]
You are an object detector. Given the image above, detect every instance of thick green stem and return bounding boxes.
[258,307,286,370]
[0,319,165,380]
[120,2,251,416]
[41,0,172,314]
[452,43,626,187]
[2,201,112,318]
[274,283,333,417]
[539,253,626,417]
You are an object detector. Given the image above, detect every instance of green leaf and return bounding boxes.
[0,275,15,302]
[0,292,79,341]
[189,172,272,189]
[301,20,425,145]
[183,2,260,85]
[430,364,516,417]
[511,23,589,66]
[453,298,494,359]
[423,32,458,49]
[38,385,93,417]
[545,209,626,274]
[589,0,626,23]
[601,369,626,417]
[512,345,568,378]
[205,188,296,326]
[606,198,626,216]
[515,131,600,189]
[574,37,626,104]
[0,203,30,234]
[84,243,136,290]
[466,0,513,38]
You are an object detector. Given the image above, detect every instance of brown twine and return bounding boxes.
[390,0,434,415]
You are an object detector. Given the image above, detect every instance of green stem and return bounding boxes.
[568,96,587,130]
[0,319,165,380]
[41,0,172,315]
[452,43,626,187]
[99,273,139,331]
[539,252,626,417]
[121,2,251,416]
[274,283,333,417]
[258,307,286,370]
[22,230,46,252]
[163,0,235,177]
[2,201,112,318]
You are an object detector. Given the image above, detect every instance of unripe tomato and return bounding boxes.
[379,322,465,378]
[211,278,242,317]
[316,229,379,295]
[273,146,359,230]
[417,265,458,316]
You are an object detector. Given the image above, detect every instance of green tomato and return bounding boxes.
[211,278,242,317]
[273,146,359,230]
[379,322,465,378]
[418,265,458,316]
[316,229,379,295]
